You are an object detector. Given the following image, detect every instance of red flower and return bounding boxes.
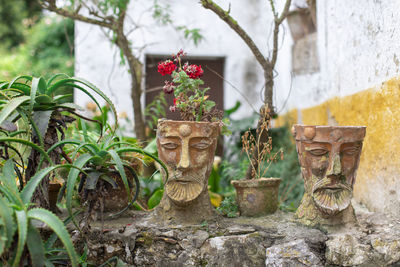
[173,98,178,106]
[183,63,204,79]
[158,60,177,76]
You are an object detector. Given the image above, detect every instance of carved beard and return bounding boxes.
[165,170,205,206]
[311,177,352,216]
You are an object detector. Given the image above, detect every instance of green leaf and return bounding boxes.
[47,77,118,130]
[2,81,31,96]
[44,210,81,250]
[35,94,53,104]
[46,139,81,155]
[13,210,28,267]
[0,137,52,165]
[66,154,93,221]
[21,165,68,204]
[30,77,39,112]
[55,102,84,111]
[116,147,169,182]
[28,208,79,267]
[46,73,70,88]
[85,171,102,190]
[0,196,16,249]
[147,189,163,209]
[99,174,118,188]
[7,75,32,91]
[0,95,30,126]
[27,222,45,267]
[32,110,53,139]
[53,94,73,103]
[108,150,130,198]
[0,217,6,256]
[0,160,18,193]
[144,138,157,154]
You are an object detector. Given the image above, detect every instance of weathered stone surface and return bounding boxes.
[370,237,400,264]
[70,205,400,266]
[226,225,256,235]
[201,233,265,267]
[265,239,322,266]
[292,32,319,75]
[326,234,371,266]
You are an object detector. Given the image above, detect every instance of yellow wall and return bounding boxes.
[277,76,400,216]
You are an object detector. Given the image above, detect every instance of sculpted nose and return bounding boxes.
[327,153,342,176]
[177,141,190,169]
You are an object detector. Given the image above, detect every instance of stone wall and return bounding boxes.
[80,208,400,266]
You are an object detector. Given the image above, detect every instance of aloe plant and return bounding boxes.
[48,121,169,228]
[0,160,79,266]
[0,74,118,209]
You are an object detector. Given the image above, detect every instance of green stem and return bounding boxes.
[196,90,205,122]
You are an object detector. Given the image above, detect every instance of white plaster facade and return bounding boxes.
[75,0,400,122]
[278,0,400,114]
[74,0,294,124]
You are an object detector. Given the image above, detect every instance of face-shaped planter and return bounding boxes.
[292,125,366,226]
[154,119,219,224]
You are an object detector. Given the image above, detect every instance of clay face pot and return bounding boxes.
[155,119,220,223]
[231,178,281,217]
[292,125,366,226]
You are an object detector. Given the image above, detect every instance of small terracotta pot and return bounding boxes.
[231,178,281,217]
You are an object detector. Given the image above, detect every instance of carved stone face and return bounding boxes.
[157,120,219,206]
[293,125,366,216]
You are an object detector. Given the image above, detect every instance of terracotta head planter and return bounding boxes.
[292,125,366,226]
[155,119,220,224]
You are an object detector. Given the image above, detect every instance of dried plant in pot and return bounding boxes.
[231,106,283,217]
[154,50,230,224]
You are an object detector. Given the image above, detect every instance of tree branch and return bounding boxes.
[200,0,269,69]
[270,0,292,68]
[39,0,114,29]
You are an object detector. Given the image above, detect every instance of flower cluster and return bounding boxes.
[157,50,223,122]
[157,60,177,76]
[183,63,204,79]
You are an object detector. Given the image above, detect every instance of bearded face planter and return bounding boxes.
[292,125,366,226]
[155,120,220,224]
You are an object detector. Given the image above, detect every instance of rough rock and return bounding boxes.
[201,233,266,267]
[68,205,400,266]
[371,237,400,264]
[326,234,371,266]
[265,239,322,266]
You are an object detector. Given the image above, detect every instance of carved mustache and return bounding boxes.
[168,170,203,184]
[312,176,352,193]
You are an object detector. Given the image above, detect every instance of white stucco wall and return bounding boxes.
[75,0,296,129]
[275,0,400,113]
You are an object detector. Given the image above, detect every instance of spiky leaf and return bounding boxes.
[27,222,45,267]
[28,208,79,267]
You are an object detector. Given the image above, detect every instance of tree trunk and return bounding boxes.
[264,68,275,115]
[25,114,62,210]
[115,31,146,142]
